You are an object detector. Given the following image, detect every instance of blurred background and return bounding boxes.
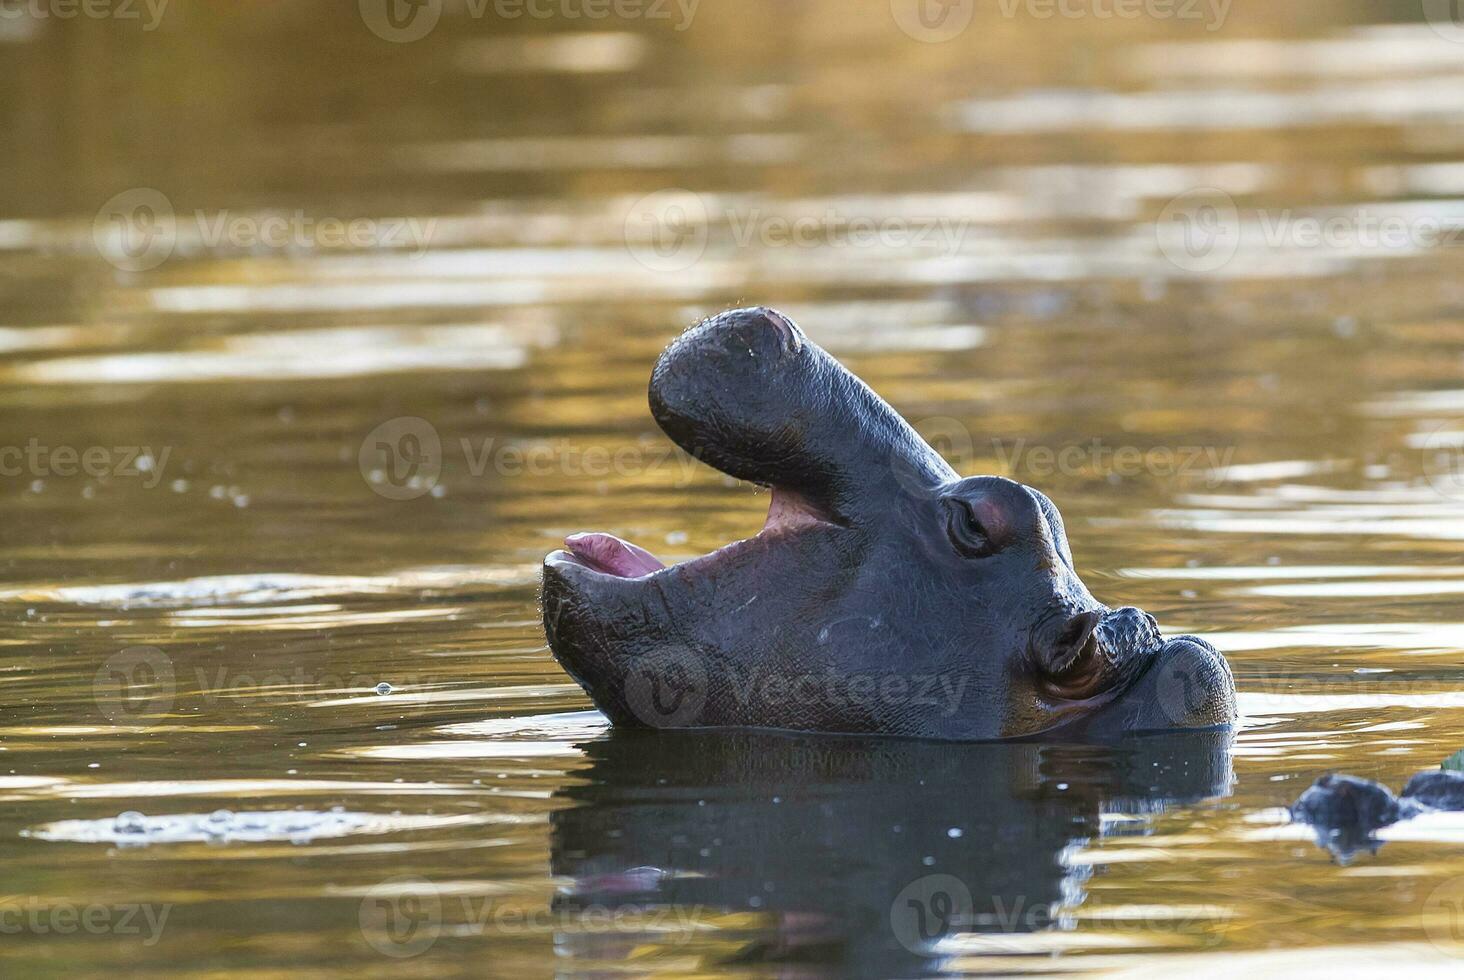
[6,0,1464,976]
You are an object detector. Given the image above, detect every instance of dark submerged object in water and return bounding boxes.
[1291,768,1464,860]
[542,307,1236,739]
[549,729,1234,976]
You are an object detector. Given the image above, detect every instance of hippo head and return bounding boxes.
[542,308,1235,740]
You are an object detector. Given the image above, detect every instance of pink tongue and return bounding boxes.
[565,533,666,578]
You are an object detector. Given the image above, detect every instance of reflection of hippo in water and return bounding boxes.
[549,730,1234,976]
[1291,769,1464,861]
[542,307,1235,739]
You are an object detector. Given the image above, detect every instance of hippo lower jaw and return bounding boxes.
[541,455,851,721]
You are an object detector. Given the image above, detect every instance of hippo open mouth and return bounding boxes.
[542,307,1235,741]
[555,486,837,581]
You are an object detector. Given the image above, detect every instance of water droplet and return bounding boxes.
[114,811,146,833]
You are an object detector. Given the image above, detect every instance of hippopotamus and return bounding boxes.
[1291,768,1464,860]
[541,307,1236,740]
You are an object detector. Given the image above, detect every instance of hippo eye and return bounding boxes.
[945,499,994,558]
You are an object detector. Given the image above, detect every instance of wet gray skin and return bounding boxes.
[1291,769,1464,861]
[541,308,1237,740]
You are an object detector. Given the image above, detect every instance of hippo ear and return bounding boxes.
[649,309,957,519]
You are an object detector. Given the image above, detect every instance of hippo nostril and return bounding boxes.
[1045,610,1103,674]
[756,308,802,356]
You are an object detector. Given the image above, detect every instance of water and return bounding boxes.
[5,1,1464,975]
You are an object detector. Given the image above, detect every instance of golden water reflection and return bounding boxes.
[5,1,1464,976]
